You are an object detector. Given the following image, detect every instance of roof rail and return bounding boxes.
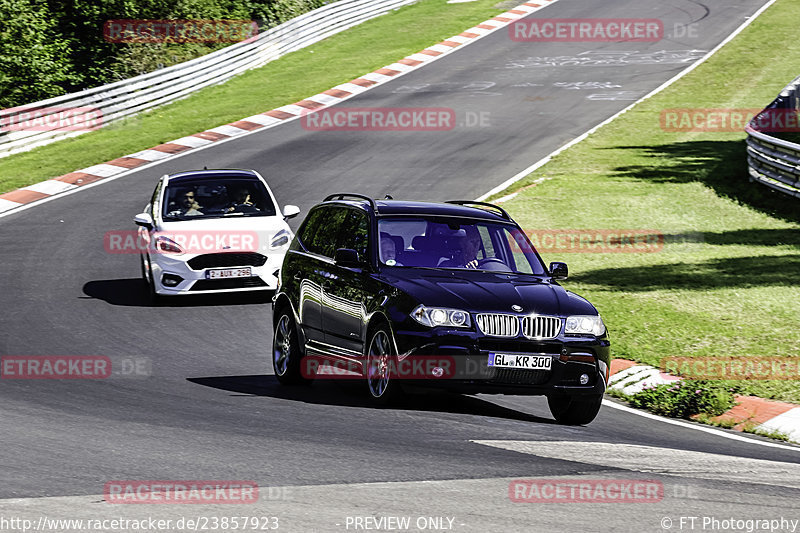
[445,200,510,220]
[323,193,377,211]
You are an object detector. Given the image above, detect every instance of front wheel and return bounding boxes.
[365,326,403,405]
[272,312,310,385]
[548,394,603,425]
[141,254,162,305]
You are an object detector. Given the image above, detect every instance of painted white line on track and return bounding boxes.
[475,0,780,201]
[602,400,800,452]
[473,439,800,486]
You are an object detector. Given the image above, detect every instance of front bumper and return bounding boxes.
[392,326,611,397]
[149,253,281,295]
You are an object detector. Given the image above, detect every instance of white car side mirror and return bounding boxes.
[282,205,300,220]
[134,213,154,229]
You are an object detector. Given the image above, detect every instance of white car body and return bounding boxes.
[134,169,299,296]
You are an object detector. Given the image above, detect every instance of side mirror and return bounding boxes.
[334,248,362,268]
[282,205,300,220]
[134,213,154,230]
[549,261,568,280]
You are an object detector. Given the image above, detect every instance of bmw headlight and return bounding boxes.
[411,305,470,328]
[270,229,291,249]
[564,315,605,336]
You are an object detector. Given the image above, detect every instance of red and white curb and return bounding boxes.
[609,359,800,444]
[0,0,558,216]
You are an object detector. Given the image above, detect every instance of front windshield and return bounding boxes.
[377,217,547,275]
[162,178,277,220]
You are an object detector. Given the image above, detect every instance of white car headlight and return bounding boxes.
[270,229,291,249]
[564,315,605,336]
[155,235,184,254]
[411,305,470,328]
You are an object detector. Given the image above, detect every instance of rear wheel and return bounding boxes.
[273,311,310,385]
[365,325,403,405]
[548,394,603,425]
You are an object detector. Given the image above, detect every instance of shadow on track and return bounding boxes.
[188,374,555,424]
[82,278,272,307]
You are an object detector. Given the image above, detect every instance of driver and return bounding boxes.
[439,226,481,269]
[227,187,257,213]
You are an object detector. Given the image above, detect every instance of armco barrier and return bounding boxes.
[0,0,416,158]
[745,75,800,198]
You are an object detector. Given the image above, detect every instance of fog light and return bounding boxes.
[161,273,183,287]
[579,373,590,385]
[432,367,444,378]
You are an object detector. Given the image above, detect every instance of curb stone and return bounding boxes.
[609,359,800,444]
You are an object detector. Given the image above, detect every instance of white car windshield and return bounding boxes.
[162,178,277,220]
[377,217,547,275]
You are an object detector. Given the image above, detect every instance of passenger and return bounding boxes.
[170,188,203,216]
[380,234,402,266]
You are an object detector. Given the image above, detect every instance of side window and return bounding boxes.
[149,179,163,216]
[298,207,351,259]
[504,229,534,274]
[298,208,334,258]
[477,225,493,260]
[335,209,370,260]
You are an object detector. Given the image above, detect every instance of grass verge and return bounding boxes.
[491,0,800,403]
[0,0,508,193]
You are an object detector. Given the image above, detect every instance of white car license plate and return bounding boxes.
[205,267,252,279]
[488,353,552,370]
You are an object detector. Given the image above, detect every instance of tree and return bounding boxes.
[0,0,73,108]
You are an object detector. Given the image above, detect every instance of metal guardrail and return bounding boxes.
[0,0,416,158]
[745,75,800,198]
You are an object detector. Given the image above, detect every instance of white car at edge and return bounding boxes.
[134,168,299,298]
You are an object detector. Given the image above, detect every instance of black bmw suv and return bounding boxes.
[272,194,610,424]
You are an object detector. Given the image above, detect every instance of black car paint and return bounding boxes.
[273,199,610,398]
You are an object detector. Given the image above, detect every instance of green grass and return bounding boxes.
[490,0,800,404]
[0,0,508,193]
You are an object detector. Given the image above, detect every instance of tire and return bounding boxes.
[548,394,603,425]
[272,311,311,385]
[141,254,162,305]
[364,325,403,405]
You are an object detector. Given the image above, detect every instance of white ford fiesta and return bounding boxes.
[134,169,300,298]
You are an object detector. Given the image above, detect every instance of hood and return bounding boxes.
[384,269,597,316]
